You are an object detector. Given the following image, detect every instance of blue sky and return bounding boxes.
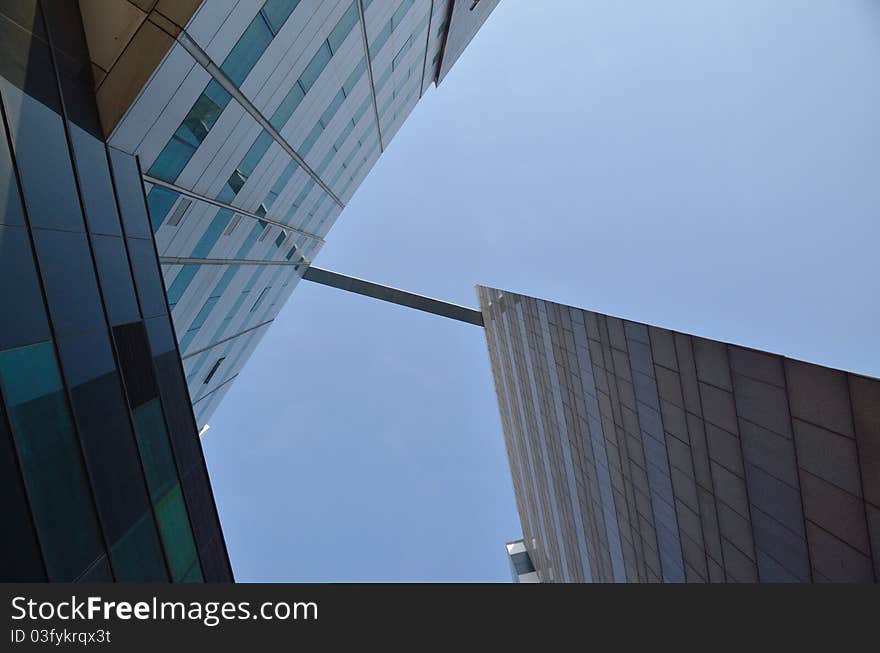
[202,0,880,581]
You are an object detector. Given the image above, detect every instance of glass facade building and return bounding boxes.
[77,0,499,427]
[479,287,880,583]
[0,1,231,582]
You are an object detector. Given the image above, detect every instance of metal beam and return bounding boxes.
[159,256,307,267]
[302,266,484,327]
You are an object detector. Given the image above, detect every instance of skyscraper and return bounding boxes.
[0,0,498,582]
[479,286,880,583]
[79,0,499,427]
[0,0,231,581]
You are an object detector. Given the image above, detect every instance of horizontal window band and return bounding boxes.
[159,256,310,267]
[143,175,324,244]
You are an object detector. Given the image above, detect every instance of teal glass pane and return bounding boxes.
[334,119,356,152]
[177,89,227,147]
[299,41,331,93]
[271,82,305,130]
[0,342,105,581]
[147,136,196,182]
[239,131,273,177]
[371,21,392,54]
[192,209,234,258]
[375,64,393,93]
[299,123,323,156]
[204,79,232,111]
[132,399,177,503]
[221,13,273,86]
[155,484,199,581]
[262,0,301,34]
[392,0,415,28]
[320,89,346,128]
[343,58,367,96]
[111,510,169,582]
[146,186,178,231]
[166,265,198,308]
[235,225,263,257]
[328,2,359,53]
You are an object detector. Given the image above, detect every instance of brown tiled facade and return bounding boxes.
[479,286,880,582]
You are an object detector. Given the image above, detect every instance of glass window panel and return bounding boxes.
[343,57,367,96]
[221,13,273,87]
[270,82,305,130]
[110,510,168,582]
[262,0,301,34]
[132,398,178,503]
[177,88,227,148]
[0,116,25,226]
[146,186,179,231]
[0,403,46,580]
[91,234,140,326]
[0,224,51,349]
[300,123,322,156]
[108,147,151,239]
[320,89,345,128]
[59,328,152,543]
[31,228,105,337]
[0,342,105,581]
[145,314,176,357]
[203,79,232,112]
[155,483,199,581]
[127,236,167,319]
[192,208,234,259]
[299,41,331,93]
[328,2,359,53]
[166,265,198,309]
[146,136,195,183]
[239,130,273,177]
[68,123,123,236]
[153,350,201,477]
[371,21,392,55]
[0,79,84,231]
[392,0,415,28]
[112,321,159,409]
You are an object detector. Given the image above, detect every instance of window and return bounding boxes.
[127,237,168,319]
[328,2,359,53]
[109,147,152,239]
[68,124,123,236]
[155,484,200,581]
[110,511,168,581]
[0,225,51,349]
[299,41,332,93]
[31,229,105,337]
[274,231,286,247]
[90,234,140,326]
[0,123,26,227]
[166,197,191,227]
[146,187,180,231]
[221,13,273,86]
[132,399,178,503]
[0,342,105,580]
[261,0,301,34]
[0,80,83,232]
[204,357,226,384]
